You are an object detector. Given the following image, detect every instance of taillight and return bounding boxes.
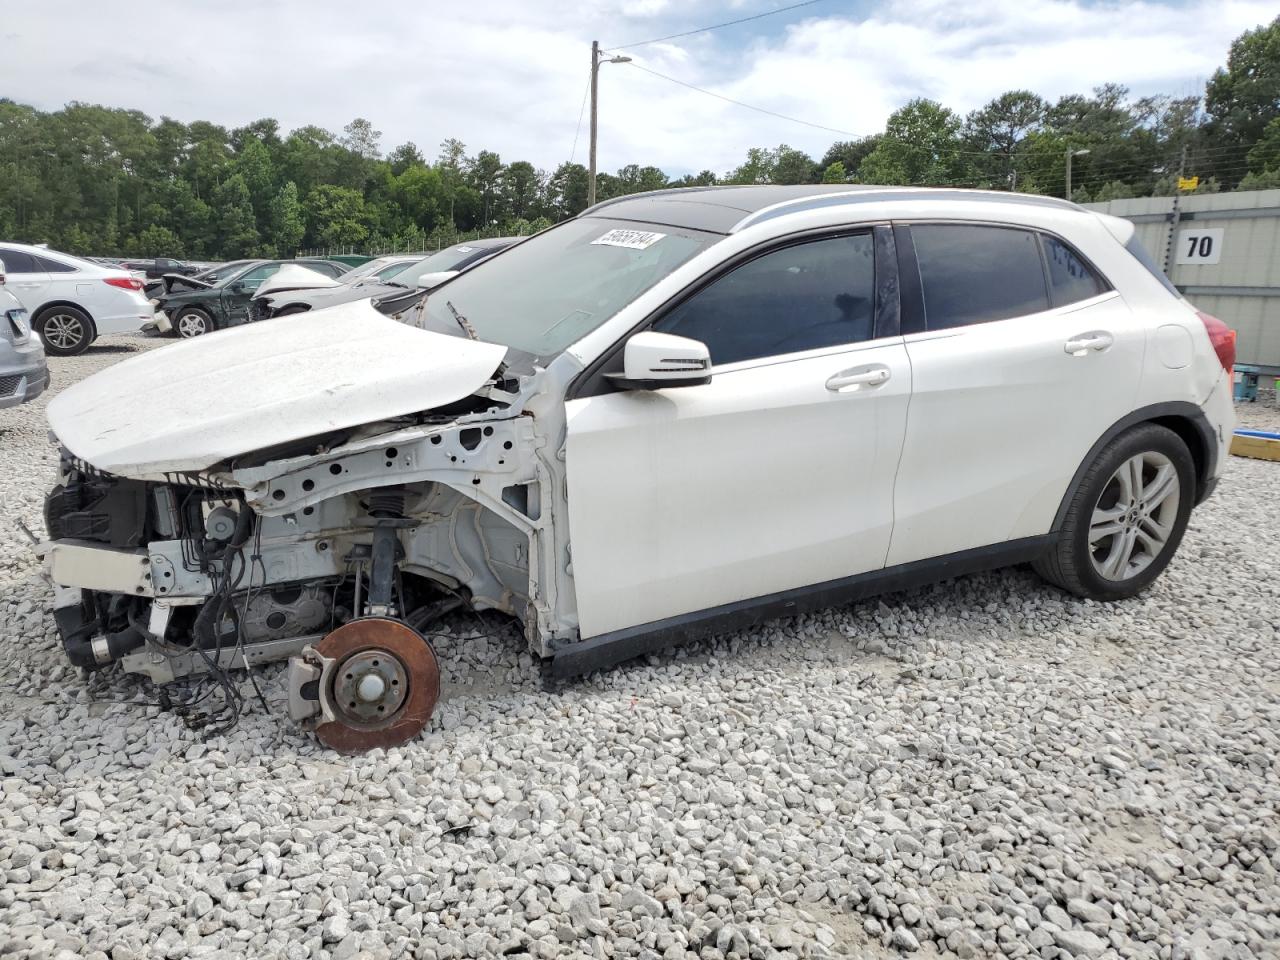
[104,276,144,292]
[1196,310,1236,377]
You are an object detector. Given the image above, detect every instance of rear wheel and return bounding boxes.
[1035,423,1195,600]
[35,305,94,356]
[174,307,213,339]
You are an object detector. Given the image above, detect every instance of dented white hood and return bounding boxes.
[253,264,340,298]
[48,300,507,478]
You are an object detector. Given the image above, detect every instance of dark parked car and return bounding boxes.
[155,259,347,338]
[119,257,201,280]
[251,238,516,322]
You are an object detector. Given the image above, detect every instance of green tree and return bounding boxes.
[392,165,445,230]
[546,162,590,217]
[135,224,185,257]
[269,181,305,254]
[387,142,424,175]
[964,91,1046,188]
[820,136,882,180]
[821,161,848,183]
[304,184,368,248]
[342,117,382,159]
[859,99,968,185]
[213,173,259,257]
[1247,115,1280,175]
[1205,16,1280,182]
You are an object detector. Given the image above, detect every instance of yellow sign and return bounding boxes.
[1178,176,1200,191]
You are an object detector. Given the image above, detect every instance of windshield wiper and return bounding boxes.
[445,300,478,340]
[382,280,408,289]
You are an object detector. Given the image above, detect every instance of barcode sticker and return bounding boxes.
[591,229,666,250]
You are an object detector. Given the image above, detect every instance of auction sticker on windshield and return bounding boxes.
[591,229,666,250]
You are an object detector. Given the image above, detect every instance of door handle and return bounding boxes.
[826,365,890,392]
[1064,331,1114,356]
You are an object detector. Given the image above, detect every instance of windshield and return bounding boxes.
[336,259,392,283]
[395,244,503,287]
[213,262,263,287]
[421,219,715,357]
[374,259,422,281]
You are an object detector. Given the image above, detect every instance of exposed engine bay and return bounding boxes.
[39,371,578,752]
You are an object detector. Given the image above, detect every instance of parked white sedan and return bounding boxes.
[40,185,1235,752]
[0,242,153,355]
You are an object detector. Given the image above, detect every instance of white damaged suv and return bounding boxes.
[40,186,1236,752]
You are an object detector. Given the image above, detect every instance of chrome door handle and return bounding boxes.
[826,365,890,392]
[1064,331,1114,355]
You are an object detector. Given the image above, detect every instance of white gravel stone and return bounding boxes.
[0,339,1278,959]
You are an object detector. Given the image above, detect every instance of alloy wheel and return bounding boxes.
[177,312,208,337]
[1089,451,1180,581]
[44,313,86,350]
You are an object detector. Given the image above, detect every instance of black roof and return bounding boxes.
[581,184,1080,234]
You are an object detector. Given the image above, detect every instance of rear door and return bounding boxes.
[0,249,50,311]
[565,227,912,638]
[887,222,1144,566]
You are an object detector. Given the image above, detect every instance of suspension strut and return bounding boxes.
[364,487,406,618]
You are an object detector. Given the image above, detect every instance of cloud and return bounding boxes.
[3,0,1274,177]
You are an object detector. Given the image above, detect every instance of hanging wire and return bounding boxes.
[609,0,832,50]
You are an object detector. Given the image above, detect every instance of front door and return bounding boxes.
[564,229,912,639]
[222,263,281,327]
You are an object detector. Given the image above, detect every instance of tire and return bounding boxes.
[173,307,214,339]
[273,305,309,318]
[1034,423,1195,601]
[35,305,95,356]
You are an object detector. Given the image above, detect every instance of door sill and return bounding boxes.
[551,535,1053,678]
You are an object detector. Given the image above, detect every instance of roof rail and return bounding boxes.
[731,188,1084,232]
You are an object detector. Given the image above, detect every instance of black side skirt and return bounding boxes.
[551,535,1053,678]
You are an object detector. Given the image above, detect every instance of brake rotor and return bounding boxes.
[312,618,440,755]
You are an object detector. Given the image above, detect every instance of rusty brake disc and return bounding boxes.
[311,618,440,755]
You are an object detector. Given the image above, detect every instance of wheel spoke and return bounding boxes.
[1142,463,1177,510]
[1102,526,1138,579]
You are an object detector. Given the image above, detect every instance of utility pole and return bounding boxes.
[589,40,599,208]
[587,42,631,208]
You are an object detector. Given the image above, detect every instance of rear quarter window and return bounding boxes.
[1042,234,1109,306]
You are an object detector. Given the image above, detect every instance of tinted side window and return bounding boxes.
[0,249,39,273]
[33,255,76,273]
[1042,235,1107,306]
[655,233,876,366]
[911,224,1049,329]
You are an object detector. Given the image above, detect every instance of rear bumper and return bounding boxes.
[1198,372,1235,502]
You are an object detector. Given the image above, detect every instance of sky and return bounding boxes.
[3,0,1275,177]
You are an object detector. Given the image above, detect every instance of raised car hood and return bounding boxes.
[254,264,339,298]
[48,299,507,478]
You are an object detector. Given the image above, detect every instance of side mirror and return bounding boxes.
[611,331,711,389]
[228,281,245,293]
[415,269,459,291]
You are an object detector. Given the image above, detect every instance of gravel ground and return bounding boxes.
[1,337,1278,960]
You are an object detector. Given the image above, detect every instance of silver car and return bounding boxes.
[0,266,49,410]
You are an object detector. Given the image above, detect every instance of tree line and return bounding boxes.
[1,16,1277,260]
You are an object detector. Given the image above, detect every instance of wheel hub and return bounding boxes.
[332,649,408,723]
[306,618,441,754]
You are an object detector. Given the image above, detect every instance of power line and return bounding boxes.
[621,60,861,137]
[609,0,832,51]
[569,75,590,164]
